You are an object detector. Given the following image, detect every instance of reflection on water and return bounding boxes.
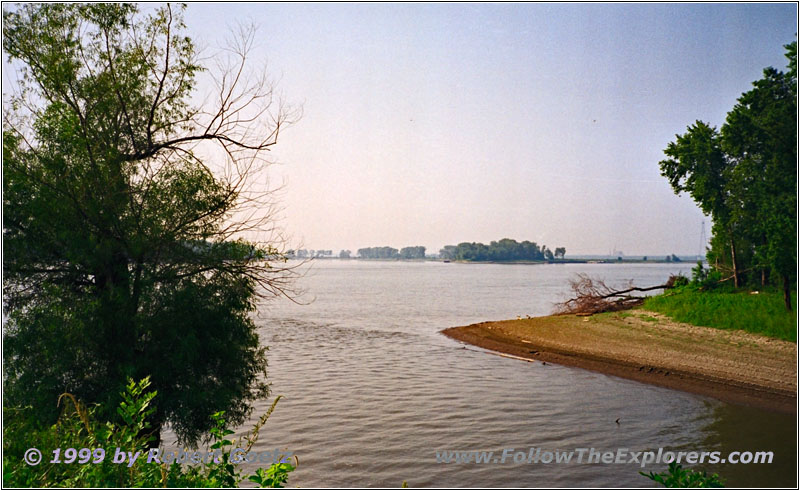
[698,404,796,487]
[170,261,796,487]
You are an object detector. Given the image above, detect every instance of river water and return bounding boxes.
[220,260,795,487]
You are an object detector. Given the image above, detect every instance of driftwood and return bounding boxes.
[554,274,680,315]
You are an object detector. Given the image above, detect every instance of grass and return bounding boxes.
[643,287,797,342]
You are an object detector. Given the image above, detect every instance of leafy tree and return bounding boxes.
[3,4,298,444]
[441,238,554,262]
[357,246,399,259]
[554,247,566,259]
[399,246,426,259]
[659,40,796,309]
[659,121,740,284]
[721,46,796,309]
[439,245,457,260]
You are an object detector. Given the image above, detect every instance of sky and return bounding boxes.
[7,3,796,256]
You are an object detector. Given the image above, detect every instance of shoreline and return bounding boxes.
[442,311,797,413]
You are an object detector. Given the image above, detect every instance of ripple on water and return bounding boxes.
[167,262,794,487]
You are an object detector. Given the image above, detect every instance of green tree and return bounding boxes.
[721,48,796,309]
[439,245,457,260]
[399,246,426,259]
[659,40,796,308]
[3,4,298,444]
[659,121,741,285]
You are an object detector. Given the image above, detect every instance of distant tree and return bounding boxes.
[643,256,648,261]
[671,254,681,262]
[400,246,426,259]
[3,4,299,445]
[357,246,399,259]
[439,245,457,260]
[554,247,566,259]
[449,239,552,262]
[339,250,351,259]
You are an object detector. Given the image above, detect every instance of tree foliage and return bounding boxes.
[439,238,563,262]
[357,246,400,259]
[641,462,724,488]
[3,3,298,444]
[3,378,294,487]
[659,40,796,309]
[399,246,426,259]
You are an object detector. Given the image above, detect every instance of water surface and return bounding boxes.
[196,261,796,487]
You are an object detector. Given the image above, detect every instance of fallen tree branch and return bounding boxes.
[554,274,679,315]
[596,283,674,299]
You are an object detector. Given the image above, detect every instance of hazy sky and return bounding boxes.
[11,3,797,256]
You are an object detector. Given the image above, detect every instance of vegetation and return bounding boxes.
[3,4,298,445]
[399,246,427,259]
[659,40,796,309]
[558,260,795,342]
[357,245,426,259]
[439,238,565,262]
[3,378,294,488]
[642,264,795,341]
[641,463,724,488]
[287,249,333,258]
[643,285,796,342]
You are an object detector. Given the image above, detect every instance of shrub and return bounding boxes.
[3,377,293,488]
[670,274,690,289]
[641,462,724,488]
[691,261,708,284]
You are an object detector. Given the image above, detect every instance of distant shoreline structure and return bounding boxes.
[288,239,702,263]
[297,256,703,265]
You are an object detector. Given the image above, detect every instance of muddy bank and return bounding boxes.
[442,311,796,413]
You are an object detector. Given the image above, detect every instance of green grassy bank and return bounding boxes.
[643,288,797,342]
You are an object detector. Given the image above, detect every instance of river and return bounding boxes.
[214,260,796,487]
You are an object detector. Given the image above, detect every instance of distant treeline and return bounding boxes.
[439,239,565,262]
[287,249,333,258]
[358,246,426,259]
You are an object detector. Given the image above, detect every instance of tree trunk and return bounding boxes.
[729,235,740,288]
[761,269,767,287]
[783,275,792,312]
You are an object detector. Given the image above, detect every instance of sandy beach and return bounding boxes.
[443,310,797,413]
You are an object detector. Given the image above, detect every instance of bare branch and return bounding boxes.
[553,274,679,315]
